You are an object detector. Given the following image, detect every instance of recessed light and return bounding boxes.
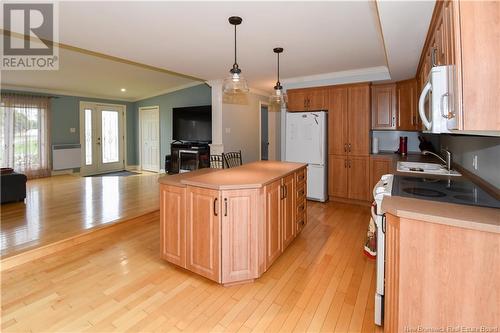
[120,88,126,92]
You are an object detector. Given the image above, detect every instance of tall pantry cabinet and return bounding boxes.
[327,84,371,202]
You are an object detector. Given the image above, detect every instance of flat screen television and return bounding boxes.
[172,105,212,142]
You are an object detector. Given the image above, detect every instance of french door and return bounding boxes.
[80,102,125,175]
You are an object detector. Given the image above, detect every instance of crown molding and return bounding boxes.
[0,84,135,102]
[282,66,391,90]
[134,82,205,101]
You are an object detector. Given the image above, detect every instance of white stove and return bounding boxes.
[371,174,394,326]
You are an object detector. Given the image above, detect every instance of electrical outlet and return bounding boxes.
[472,155,478,170]
[70,127,76,133]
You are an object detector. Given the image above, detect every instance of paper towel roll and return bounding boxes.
[372,137,379,154]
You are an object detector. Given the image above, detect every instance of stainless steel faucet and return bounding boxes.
[422,149,452,171]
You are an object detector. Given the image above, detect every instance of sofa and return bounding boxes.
[1,168,27,204]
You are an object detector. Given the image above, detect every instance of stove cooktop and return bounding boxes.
[392,175,500,209]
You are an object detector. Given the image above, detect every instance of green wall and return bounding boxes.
[2,83,211,168]
[51,96,136,164]
[135,83,211,162]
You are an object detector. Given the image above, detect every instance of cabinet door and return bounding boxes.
[347,156,370,201]
[221,189,259,284]
[186,186,221,282]
[160,185,186,267]
[369,157,393,193]
[347,85,370,156]
[265,179,282,268]
[281,174,296,250]
[443,0,455,66]
[328,87,348,155]
[371,84,396,130]
[328,155,348,198]
[287,90,307,112]
[307,88,327,111]
[396,79,418,131]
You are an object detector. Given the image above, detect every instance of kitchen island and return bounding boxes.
[158,161,307,285]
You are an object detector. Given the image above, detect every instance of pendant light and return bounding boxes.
[222,16,249,95]
[269,47,287,106]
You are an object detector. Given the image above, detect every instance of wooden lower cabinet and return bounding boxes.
[220,189,260,284]
[264,179,282,268]
[328,155,348,198]
[347,156,370,201]
[369,156,394,192]
[385,214,499,331]
[160,184,186,267]
[160,167,307,285]
[186,186,221,282]
[281,174,296,250]
[328,155,370,202]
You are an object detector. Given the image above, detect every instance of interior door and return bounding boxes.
[140,107,160,172]
[260,105,269,160]
[81,102,125,175]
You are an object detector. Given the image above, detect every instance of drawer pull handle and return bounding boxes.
[213,198,218,216]
[299,189,305,196]
[299,204,305,211]
[224,198,228,216]
[297,219,305,226]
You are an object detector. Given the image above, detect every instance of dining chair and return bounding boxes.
[210,154,225,169]
[224,150,242,168]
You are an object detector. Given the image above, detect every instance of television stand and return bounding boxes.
[170,142,210,174]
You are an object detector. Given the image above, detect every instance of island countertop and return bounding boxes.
[158,160,307,190]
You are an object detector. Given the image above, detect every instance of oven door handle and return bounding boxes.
[371,203,386,234]
[370,204,378,222]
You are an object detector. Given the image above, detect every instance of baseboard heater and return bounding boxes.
[52,144,81,170]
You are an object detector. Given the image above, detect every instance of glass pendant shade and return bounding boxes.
[223,16,249,95]
[269,47,286,106]
[223,72,249,95]
[269,87,287,106]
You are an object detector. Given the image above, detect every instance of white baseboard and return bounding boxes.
[51,169,79,176]
[126,165,139,171]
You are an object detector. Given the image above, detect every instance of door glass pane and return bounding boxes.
[85,109,92,165]
[101,110,119,163]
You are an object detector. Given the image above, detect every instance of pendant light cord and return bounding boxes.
[234,25,237,67]
[277,52,280,85]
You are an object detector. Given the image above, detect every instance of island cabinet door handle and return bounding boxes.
[213,198,218,216]
[224,198,228,216]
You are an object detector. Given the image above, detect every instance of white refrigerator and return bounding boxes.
[285,111,327,202]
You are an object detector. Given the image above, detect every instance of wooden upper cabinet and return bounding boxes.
[347,85,370,156]
[328,87,348,155]
[264,179,282,268]
[160,185,186,268]
[287,88,327,112]
[458,1,500,131]
[371,84,397,130]
[220,189,259,284]
[396,79,419,131]
[287,90,307,112]
[186,186,221,283]
[281,174,296,250]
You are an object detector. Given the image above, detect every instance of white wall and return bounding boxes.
[267,104,281,161]
[371,130,421,153]
[221,92,270,163]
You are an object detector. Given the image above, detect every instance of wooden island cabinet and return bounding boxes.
[159,161,307,285]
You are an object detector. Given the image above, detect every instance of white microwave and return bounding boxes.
[418,65,457,133]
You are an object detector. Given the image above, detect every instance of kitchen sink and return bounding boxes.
[396,161,462,176]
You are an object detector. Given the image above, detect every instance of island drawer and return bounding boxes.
[296,200,306,217]
[295,168,306,185]
[296,210,306,232]
[296,182,306,202]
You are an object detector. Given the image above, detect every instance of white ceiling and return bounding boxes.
[1,39,201,101]
[2,1,435,98]
[377,0,436,81]
[57,1,387,92]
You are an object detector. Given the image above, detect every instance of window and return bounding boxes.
[0,93,51,178]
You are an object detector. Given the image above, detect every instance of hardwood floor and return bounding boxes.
[1,173,160,258]
[1,201,381,333]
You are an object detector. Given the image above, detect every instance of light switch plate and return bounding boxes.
[70,128,76,133]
